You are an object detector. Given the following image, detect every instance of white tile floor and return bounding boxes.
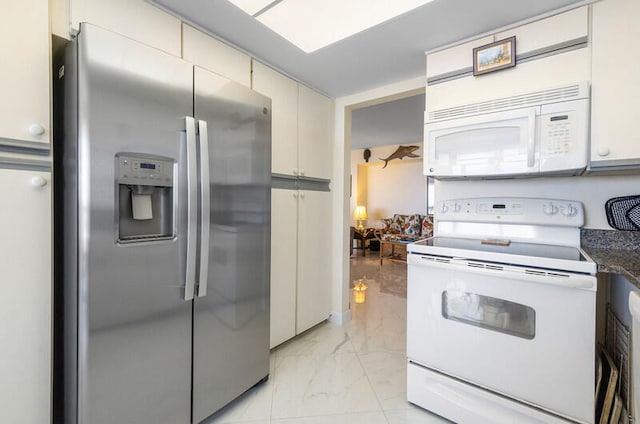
[203,255,450,424]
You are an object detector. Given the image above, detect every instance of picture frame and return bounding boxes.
[473,36,516,76]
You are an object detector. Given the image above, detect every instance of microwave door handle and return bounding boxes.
[196,120,210,298]
[184,116,197,301]
[527,109,536,168]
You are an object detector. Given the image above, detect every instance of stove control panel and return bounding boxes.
[477,202,523,215]
[436,197,584,226]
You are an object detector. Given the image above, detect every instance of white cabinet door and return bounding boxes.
[296,190,332,334]
[183,24,251,87]
[70,0,181,56]
[0,169,51,424]
[427,8,587,82]
[590,0,640,167]
[270,188,298,348]
[298,85,333,180]
[252,61,299,176]
[0,0,50,147]
[495,7,588,58]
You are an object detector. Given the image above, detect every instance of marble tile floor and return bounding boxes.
[204,253,450,424]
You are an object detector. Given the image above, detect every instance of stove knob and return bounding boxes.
[439,203,449,213]
[453,203,462,213]
[543,203,557,215]
[562,204,577,217]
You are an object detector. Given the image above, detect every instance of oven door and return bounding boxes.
[407,254,595,424]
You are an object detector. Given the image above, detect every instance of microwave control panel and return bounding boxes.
[540,111,576,157]
[538,98,589,174]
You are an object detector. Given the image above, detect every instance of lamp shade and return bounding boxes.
[353,205,368,221]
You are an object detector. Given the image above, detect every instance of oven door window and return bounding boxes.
[442,291,536,339]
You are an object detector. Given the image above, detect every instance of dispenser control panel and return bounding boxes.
[116,154,174,187]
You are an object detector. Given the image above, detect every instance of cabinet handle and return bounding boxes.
[299,169,305,176]
[31,176,47,187]
[28,124,45,136]
[597,146,610,157]
[293,169,299,176]
[293,192,298,198]
[299,191,305,199]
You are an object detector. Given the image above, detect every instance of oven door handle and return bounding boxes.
[408,255,596,291]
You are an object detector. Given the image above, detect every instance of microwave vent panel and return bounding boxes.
[429,83,587,122]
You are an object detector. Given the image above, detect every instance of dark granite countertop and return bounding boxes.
[581,229,640,287]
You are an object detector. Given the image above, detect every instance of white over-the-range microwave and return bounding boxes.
[424,81,590,179]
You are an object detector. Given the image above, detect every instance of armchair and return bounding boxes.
[374,214,433,264]
[374,213,433,241]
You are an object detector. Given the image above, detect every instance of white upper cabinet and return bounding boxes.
[426,36,493,81]
[252,61,333,179]
[0,0,50,148]
[427,6,588,81]
[70,0,181,56]
[252,61,299,176]
[298,85,333,180]
[182,25,251,87]
[427,49,590,115]
[494,6,588,58]
[590,0,640,168]
[425,7,589,115]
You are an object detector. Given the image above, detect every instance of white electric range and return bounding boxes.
[406,197,597,424]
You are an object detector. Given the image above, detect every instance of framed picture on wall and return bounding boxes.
[473,36,516,76]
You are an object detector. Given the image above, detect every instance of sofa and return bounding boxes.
[376,213,433,241]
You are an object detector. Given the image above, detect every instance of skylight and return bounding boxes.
[228,0,435,53]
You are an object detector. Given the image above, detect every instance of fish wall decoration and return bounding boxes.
[380,145,420,168]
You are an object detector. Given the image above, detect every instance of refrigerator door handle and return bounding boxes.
[184,116,198,301]
[197,120,210,297]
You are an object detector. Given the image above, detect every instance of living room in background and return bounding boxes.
[365,147,426,223]
[349,93,428,256]
[349,145,428,256]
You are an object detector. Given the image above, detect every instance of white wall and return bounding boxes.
[366,160,426,224]
[435,173,640,229]
[350,144,426,227]
[349,150,360,225]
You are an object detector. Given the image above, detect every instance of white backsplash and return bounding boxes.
[435,173,640,229]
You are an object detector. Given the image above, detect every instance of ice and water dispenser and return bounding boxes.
[116,153,175,242]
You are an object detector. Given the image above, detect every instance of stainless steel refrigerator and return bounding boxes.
[55,23,271,424]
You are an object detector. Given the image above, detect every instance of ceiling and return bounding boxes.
[351,94,425,150]
[152,0,585,150]
[152,0,585,98]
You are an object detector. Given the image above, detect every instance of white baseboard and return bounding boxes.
[329,309,351,326]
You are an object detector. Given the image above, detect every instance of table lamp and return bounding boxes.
[353,206,368,232]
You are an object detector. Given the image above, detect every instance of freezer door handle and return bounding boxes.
[197,119,210,297]
[184,116,197,300]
